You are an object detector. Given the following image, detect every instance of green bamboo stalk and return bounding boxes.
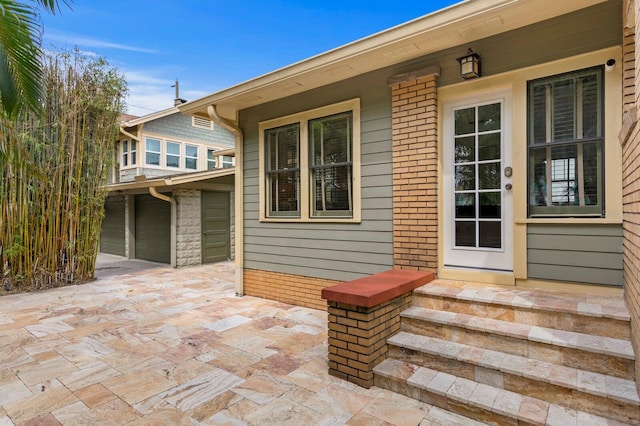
[1,49,126,291]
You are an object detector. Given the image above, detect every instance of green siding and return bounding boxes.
[238,1,622,283]
[527,224,623,287]
[240,71,394,282]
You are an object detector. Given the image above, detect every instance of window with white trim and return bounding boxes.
[528,66,603,216]
[130,140,137,165]
[185,144,198,170]
[145,138,161,166]
[121,139,137,167]
[166,141,180,168]
[207,148,217,170]
[122,140,129,167]
[221,155,234,168]
[259,98,360,221]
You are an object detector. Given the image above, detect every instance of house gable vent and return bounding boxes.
[192,116,214,130]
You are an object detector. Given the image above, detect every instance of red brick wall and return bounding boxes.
[390,73,439,270]
[243,269,340,311]
[622,0,640,390]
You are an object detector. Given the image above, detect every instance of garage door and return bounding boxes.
[100,195,125,256]
[202,191,230,263]
[135,194,171,263]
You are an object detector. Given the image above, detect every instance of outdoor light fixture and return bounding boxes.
[457,48,481,80]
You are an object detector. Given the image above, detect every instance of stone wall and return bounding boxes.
[175,188,202,267]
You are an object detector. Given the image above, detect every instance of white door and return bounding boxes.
[443,89,513,272]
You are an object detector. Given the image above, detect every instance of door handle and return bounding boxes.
[505,183,512,190]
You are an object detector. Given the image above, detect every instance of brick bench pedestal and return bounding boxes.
[321,269,434,388]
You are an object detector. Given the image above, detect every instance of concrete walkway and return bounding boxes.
[0,257,484,425]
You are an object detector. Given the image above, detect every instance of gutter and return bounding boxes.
[149,187,177,268]
[207,105,244,297]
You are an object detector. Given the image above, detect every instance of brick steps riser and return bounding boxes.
[411,293,631,340]
[400,317,635,380]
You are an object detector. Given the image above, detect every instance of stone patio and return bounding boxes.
[0,256,484,425]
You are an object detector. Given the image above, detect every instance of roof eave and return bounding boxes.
[104,167,235,192]
[178,0,608,118]
[121,106,181,128]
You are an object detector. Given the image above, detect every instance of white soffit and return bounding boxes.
[180,0,607,119]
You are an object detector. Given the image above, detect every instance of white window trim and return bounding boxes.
[120,139,138,169]
[165,140,181,169]
[142,134,229,171]
[185,143,199,170]
[145,137,162,167]
[258,98,361,223]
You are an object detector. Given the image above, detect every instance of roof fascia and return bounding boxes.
[178,0,607,116]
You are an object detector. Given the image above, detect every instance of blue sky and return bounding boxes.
[41,1,459,116]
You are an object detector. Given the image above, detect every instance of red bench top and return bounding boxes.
[321,269,435,308]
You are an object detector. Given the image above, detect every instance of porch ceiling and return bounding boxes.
[179,0,607,120]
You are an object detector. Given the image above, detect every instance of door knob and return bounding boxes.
[505,183,512,190]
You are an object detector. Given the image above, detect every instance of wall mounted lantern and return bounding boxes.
[456,49,481,80]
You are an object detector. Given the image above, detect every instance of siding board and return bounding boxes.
[240,70,394,280]
[528,263,623,287]
[527,223,623,287]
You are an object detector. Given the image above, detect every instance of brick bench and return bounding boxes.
[321,269,434,388]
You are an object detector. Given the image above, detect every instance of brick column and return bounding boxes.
[622,0,640,393]
[327,295,412,388]
[389,67,440,270]
[321,269,434,388]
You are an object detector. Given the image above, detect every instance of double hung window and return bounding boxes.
[207,149,217,170]
[185,144,198,170]
[310,113,353,216]
[528,66,604,216]
[121,140,137,167]
[145,138,161,166]
[265,124,300,216]
[166,141,180,168]
[260,99,360,221]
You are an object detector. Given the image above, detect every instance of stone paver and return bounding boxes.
[0,256,478,425]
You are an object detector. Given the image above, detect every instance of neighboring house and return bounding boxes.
[100,106,236,267]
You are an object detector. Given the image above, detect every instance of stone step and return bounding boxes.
[388,331,640,423]
[401,306,635,379]
[413,280,630,340]
[374,358,632,426]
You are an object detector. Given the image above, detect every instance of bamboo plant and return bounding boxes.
[0,50,126,291]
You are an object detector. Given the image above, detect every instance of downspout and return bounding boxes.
[149,186,177,268]
[207,105,244,296]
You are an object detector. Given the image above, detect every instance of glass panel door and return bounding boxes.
[454,103,503,250]
[443,89,513,273]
